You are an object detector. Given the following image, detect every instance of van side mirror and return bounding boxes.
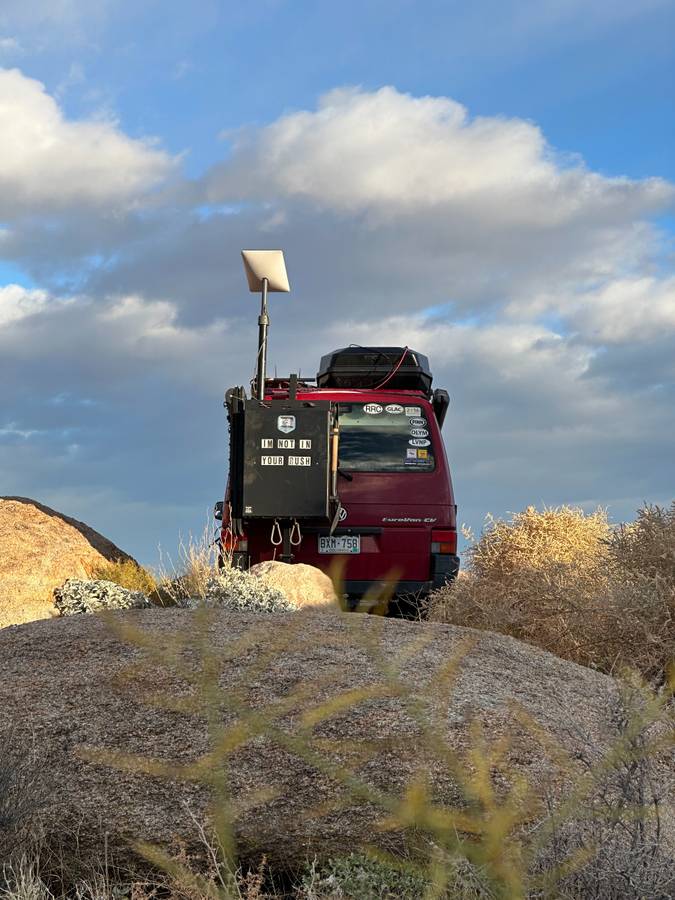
[214,501,224,521]
[433,389,450,427]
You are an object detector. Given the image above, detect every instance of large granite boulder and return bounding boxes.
[0,610,671,877]
[249,560,339,609]
[0,497,134,627]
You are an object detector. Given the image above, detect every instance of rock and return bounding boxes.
[249,560,339,609]
[0,497,134,628]
[53,579,151,616]
[0,610,671,874]
[182,569,294,612]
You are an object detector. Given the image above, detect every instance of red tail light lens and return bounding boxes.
[221,530,248,552]
[431,528,457,555]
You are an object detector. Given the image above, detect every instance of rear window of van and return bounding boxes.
[338,402,435,473]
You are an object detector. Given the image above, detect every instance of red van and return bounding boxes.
[218,347,459,615]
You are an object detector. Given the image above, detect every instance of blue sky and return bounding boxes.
[8,1,674,181]
[0,0,674,564]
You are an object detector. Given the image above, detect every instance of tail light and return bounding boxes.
[221,529,248,552]
[431,528,457,555]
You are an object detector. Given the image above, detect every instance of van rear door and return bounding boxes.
[300,397,456,592]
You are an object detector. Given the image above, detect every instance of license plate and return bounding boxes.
[318,535,361,554]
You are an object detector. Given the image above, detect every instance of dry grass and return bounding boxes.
[609,500,675,583]
[152,523,223,606]
[466,506,613,582]
[0,730,46,863]
[88,559,158,597]
[85,522,225,609]
[428,502,675,681]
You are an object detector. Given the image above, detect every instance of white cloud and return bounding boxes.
[0,288,232,393]
[209,87,673,226]
[0,283,55,325]
[569,277,675,343]
[0,68,174,219]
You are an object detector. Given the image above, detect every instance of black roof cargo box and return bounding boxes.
[317,346,433,394]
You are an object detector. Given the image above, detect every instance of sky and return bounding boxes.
[0,0,674,565]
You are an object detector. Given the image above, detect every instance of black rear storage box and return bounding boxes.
[317,346,433,394]
[230,399,332,520]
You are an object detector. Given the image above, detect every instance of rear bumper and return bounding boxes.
[345,555,460,599]
[431,553,460,589]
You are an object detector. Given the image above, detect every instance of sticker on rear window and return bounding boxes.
[406,448,417,459]
[385,403,404,414]
[417,448,428,459]
[363,403,383,415]
[409,417,426,427]
[405,406,421,416]
[409,438,431,447]
[410,428,429,438]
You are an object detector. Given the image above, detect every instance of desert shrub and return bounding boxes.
[89,558,157,596]
[608,500,675,584]
[0,853,52,900]
[465,505,613,582]
[181,569,294,612]
[428,503,675,680]
[0,730,45,862]
[152,523,294,612]
[301,852,431,899]
[531,680,675,900]
[53,578,152,616]
[300,852,494,899]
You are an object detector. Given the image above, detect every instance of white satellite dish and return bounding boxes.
[241,250,290,293]
[241,250,291,399]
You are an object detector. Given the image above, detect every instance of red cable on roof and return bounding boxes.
[371,346,410,390]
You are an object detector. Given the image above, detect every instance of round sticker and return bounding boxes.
[363,403,383,415]
[410,428,429,438]
[277,415,296,434]
[385,404,404,414]
[409,417,427,427]
[409,438,431,447]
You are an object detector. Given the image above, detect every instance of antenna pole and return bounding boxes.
[256,277,269,400]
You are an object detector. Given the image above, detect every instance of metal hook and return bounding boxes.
[290,519,302,547]
[270,519,283,546]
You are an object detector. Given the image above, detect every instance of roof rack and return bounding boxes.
[316,347,433,395]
